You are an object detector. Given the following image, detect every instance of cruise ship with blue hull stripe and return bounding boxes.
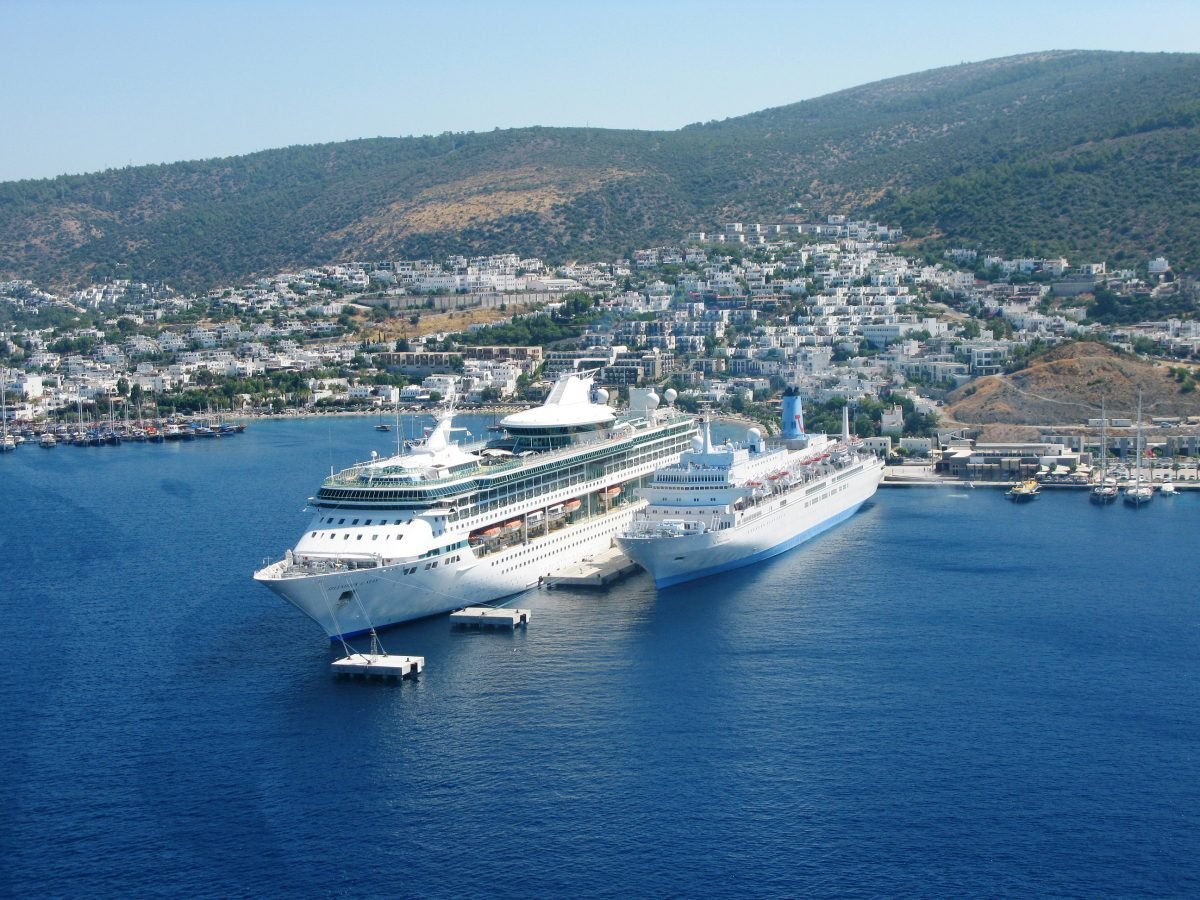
[616,392,883,589]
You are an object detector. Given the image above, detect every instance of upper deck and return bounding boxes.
[315,409,695,508]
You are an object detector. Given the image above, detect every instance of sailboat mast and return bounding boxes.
[1135,394,1143,487]
[1100,400,1107,479]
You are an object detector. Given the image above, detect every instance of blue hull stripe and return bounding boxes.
[655,500,865,589]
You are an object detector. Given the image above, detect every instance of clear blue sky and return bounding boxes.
[4,0,1197,182]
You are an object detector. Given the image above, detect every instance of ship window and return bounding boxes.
[311,532,316,537]
[352,519,359,525]
[338,519,345,525]
[343,535,349,540]
[365,520,372,525]
[372,535,378,541]
[356,535,362,540]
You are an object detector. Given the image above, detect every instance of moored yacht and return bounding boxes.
[1123,395,1154,507]
[1091,402,1117,504]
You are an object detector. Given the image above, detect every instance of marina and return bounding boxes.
[0,416,247,451]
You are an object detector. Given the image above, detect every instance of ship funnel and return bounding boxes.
[781,390,805,441]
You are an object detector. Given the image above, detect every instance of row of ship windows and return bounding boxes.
[399,554,463,575]
[493,517,612,575]
[311,531,406,542]
[321,516,406,526]
[452,436,685,522]
[804,484,845,507]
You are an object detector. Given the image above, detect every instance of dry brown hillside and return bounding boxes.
[944,342,1200,426]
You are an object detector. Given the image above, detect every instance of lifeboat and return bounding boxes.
[602,486,622,499]
[563,498,582,513]
[502,519,523,533]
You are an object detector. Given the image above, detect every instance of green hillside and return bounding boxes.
[2,50,1199,290]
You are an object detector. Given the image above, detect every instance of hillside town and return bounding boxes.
[3,215,1199,469]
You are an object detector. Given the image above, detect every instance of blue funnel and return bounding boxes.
[782,392,805,440]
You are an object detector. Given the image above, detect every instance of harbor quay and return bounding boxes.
[881,462,1200,489]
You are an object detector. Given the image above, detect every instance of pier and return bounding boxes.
[450,607,531,629]
[331,653,424,680]
[546,546,642,588]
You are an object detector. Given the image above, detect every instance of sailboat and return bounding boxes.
[1090,402,1117,504]
[1123,394,1154,507]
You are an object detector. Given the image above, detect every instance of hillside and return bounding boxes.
[944,342,1200,427]
[3,50,1200,289]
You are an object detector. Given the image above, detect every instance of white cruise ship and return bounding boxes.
[616,392,883,588]
[254,371,696,638]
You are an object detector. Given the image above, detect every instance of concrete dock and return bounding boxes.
[547,546,642,588]
[331,653,424,680]
[450,607,531,629]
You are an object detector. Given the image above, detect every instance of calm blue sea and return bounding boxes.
[1,417,1197,899]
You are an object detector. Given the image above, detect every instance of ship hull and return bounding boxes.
[255,502,644,638]
[618,462,881,589]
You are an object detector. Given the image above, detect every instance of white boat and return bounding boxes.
[1160,482,1178,496]
[616,392,884,589]
[1123,395,1154,507]
[254,372,696,638]
[38,432,57,448]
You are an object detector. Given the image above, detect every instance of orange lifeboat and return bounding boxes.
[563,498,582,513]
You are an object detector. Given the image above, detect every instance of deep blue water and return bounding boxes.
[2,418,1198,898]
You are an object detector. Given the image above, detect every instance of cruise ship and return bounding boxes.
[254,371,696,638]
[616,391,884,588]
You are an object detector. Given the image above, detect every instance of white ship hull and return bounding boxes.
[618,458,882,589]
[257,502,645,638]
[254,374,698,639]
